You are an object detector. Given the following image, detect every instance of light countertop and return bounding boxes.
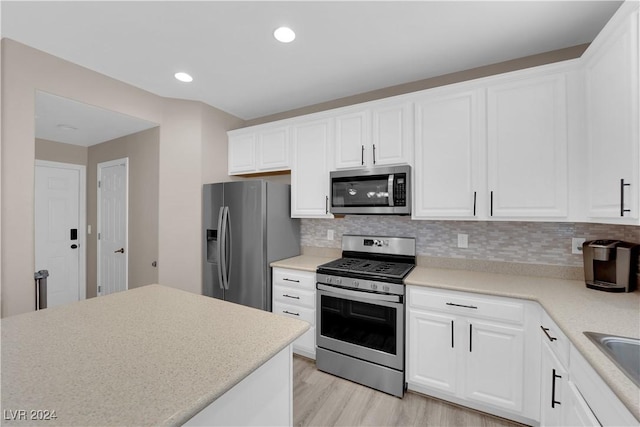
[271,254,338,272]
[1,284,309,426]
[273,254,639,421]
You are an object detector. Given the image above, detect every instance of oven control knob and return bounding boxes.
[383,285,390,292]
[326,277,332,283]
[371,283,378,291]
[336,278,342,285]
[353,280,359,288]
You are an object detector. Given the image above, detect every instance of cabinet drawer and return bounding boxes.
[272,301,315,326]
[540,310,570,367]
[273,284,315,309]
[408,286,524,325]
[273,268,315,291]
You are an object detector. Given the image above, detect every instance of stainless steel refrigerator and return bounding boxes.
[202,180,301,311]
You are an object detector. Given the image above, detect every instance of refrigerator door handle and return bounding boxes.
[217,206,226,290]
[224,206,232,290]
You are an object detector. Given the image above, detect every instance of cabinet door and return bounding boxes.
[465,320,524,413]
[585,11,639,220]
[414,90,482,218]
[291,119,333,218]
[334,110,370,169]
[228,133,256,174]
[487,74,568,218]
[371,102,413,167]
[563,381,600,427]
[257,127,289,171]
[540,340,568,426]
[408,309,458,395]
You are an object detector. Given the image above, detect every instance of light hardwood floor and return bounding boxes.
[293,356,526,427]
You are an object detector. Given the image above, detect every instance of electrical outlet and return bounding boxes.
[327,229,334,241]
[572,237,586,255]
[457,233,469,249]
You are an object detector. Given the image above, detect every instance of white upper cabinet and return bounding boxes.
[334,101,412,170]
[371,101,413,167]
[414,88,483,219]
[334,110,370,169]
[227,132,256,174]
[228,125,290,175]
[487,73,569,219]
[583,4,639,223]
[291,119,333,218]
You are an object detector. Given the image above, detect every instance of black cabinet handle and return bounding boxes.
[473,192,477,216]
[621,179,631,217]
[446,302,478,309]
[361,145,365,166]
[283,278,300,283]
[325,196,329,214]
[451,320,454,348]
[469,324,473,352]
[490,191,494,216]
[551,369,562,408]
[283,294,300,300]
[541,326,557,342]
[283,310,299,316]
[372,144,377,165]
[70,244,78,249]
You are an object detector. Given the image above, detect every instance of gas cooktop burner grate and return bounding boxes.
[318,257,414,280]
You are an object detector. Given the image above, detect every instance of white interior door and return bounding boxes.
[98,158,128,296]
[35,161,86,308]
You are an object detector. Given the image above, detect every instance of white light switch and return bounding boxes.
[87,225,92,235]
[457,233,468,249]
[327,229,334,241]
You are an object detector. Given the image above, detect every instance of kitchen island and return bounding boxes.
[1,284,309,426]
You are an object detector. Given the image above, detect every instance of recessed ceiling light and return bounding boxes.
[274,27,295,43]
[174,72,193,83]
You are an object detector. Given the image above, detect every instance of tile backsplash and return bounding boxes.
[301,217,640,267]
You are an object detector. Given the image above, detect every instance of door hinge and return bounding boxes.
[98,232,101,240]
[98,285,101,294]
[98,180,101,188]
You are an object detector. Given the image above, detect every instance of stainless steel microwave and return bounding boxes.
[330,165,411,215]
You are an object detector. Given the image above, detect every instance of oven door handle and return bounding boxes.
[317,284,402,303]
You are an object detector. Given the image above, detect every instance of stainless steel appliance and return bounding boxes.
[582,239,639,292]
[316,235,415,397]
[329,165,411,215]
[202,180,300,310]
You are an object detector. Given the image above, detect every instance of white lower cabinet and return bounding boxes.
[272,267,316,359]
[540,339,569,426]
[564,381,601,427]
[407,286,539,424]
[539,321,602,427]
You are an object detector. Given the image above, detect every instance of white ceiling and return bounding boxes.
[2,1,623,122]
[35,91,158,146]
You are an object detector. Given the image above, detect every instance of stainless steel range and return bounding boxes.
[316,235,416,397]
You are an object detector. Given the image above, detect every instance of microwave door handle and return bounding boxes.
[388,174,394,206]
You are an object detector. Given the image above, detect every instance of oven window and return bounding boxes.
[332,175,390,207]
[320,294,397,355]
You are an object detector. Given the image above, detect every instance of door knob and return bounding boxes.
[114,248,125,254]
